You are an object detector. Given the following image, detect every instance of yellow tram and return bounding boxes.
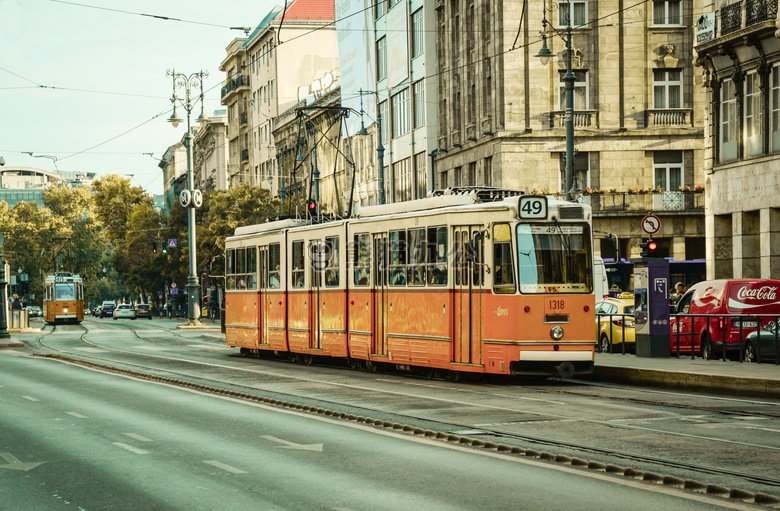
[43,272,85,324]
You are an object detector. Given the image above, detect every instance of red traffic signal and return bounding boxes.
[307,199,317,212]
[640,239,658,258]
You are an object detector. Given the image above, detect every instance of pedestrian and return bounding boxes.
[11,295,23,310]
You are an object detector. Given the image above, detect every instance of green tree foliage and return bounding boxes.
[0,200,53,301]
[91,175,153,244]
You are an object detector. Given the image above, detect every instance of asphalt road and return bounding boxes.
[1,316,776,509]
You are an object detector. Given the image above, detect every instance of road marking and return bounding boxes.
[260,435,323,452]
[112,442,148,455]
[66,412,88,419]
[203,460,247,474]
[187,344,232,351]
[72,347,109,353]
[22,396,39,402]
[0,452,45,471]
[0,350,27,356]
[136,346,170,351]
[122,433,153,442]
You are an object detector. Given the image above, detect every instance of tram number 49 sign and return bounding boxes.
[641,214,661,235]
[518,196,548,219]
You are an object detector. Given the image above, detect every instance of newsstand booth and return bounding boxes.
[670,279,780,358]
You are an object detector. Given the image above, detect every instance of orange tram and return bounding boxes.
[43,272,85,324]
[224,191,597,379]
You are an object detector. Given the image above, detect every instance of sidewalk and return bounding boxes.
[591,352,780,399]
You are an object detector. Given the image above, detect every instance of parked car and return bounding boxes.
[93,306,102,317]
[135,303,152,319]
[25,306,42,317]
[670,279,780,359]
[100,301,116,318]
[595,293,635,353]
[113,304,136,320]
[743,321,780,363]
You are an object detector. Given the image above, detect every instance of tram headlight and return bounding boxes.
[550,325,564,340]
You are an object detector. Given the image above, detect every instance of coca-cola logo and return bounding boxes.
[736,286,778,301]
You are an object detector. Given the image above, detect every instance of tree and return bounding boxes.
[91,175,153,244]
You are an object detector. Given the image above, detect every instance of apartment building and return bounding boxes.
[191,109,229,194]
[220,0,338,197]
[693,0,780,279]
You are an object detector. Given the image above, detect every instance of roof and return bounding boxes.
[276,0,335,22]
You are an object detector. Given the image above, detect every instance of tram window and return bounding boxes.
[236,248,246,274]
[353,234,370,286]
[54,283,76,300]
[292,241,305,288]
[427,226,448,286]
[226,249,235,277]
[471,232,484,286]
[246,247,257,290]
[325,236,339,287]
[389,230,407,286]
[407,228,426,286]
[269,243,281,288]
[493,223,516,294]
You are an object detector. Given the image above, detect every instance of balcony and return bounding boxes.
[221,74,250,103]
[575,191,705,215]
[549,110,598,128]
[703,0,777,39]
[646,109,693,127]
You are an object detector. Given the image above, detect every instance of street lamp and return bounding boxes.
[536,7,579,202]
[166,68,208,327]
[0,233,9,339]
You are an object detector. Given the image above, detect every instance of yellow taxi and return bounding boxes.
[595,292,635,353]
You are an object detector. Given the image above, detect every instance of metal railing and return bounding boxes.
[670,313,780,364]
[596,312,634,355]
[576,192,704,213]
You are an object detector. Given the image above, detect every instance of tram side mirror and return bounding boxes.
[764,321,776,332]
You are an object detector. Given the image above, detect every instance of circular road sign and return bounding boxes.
[641,214,661,235]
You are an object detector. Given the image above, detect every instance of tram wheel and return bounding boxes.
[348,358,363,370]
[240,348,250,357]
[302,354,314,366]
[449,370,462,382]
[289,353,300,364]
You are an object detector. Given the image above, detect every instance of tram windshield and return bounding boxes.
[516,224,593,293]
[54,282,78,300]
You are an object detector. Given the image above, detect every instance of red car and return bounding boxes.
[671,279,780,359]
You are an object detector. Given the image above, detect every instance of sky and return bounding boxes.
[0,0,282,197]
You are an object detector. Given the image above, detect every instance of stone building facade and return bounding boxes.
[432,0,707,261]
[693,0,780,280]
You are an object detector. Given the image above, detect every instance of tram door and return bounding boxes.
[372,233,389,356]
[258,246,269,345]
[453,226,484,365]
[309,240,323,350]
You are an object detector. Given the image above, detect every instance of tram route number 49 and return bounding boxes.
[518,196,548,219]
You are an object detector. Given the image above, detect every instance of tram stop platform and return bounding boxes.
[590,352,780,399]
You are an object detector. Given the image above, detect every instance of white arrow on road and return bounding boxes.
[260,435,323,452]
[0,452,45,471]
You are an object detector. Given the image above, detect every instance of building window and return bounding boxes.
[414,152,426,199]
[720,79,738,162]
[394,158,412,202]
[379,100,389,144]
[376,0,387,19]
[411,8,424,59]
[652,0,681,25]
[391,88,410,139]
[377,37,387,81]
[560,152,590,193]
[558,71,589,109]
[413,80,426,128]
[773,65,780,152]
[744,71,763,157]
[653,69,682,108]
[654,151,683,190]
[558,0,587,27]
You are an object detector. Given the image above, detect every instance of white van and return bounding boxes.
[594,257,608,299]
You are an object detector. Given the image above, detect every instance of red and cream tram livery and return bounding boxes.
[224,192,596,378]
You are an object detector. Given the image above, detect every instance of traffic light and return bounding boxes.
[152,241,157,253]
[640,239,658,259]
[307,199,317,215]
[162,243,168,254]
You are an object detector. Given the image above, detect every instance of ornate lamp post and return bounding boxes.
[536,7,579,202]
[0,232,9,339]
[166,69,208,326]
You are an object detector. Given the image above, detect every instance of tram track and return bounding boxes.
[33,322,780,503]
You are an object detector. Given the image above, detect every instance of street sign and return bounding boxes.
[641,214,661,235]
[168,239,177,248]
